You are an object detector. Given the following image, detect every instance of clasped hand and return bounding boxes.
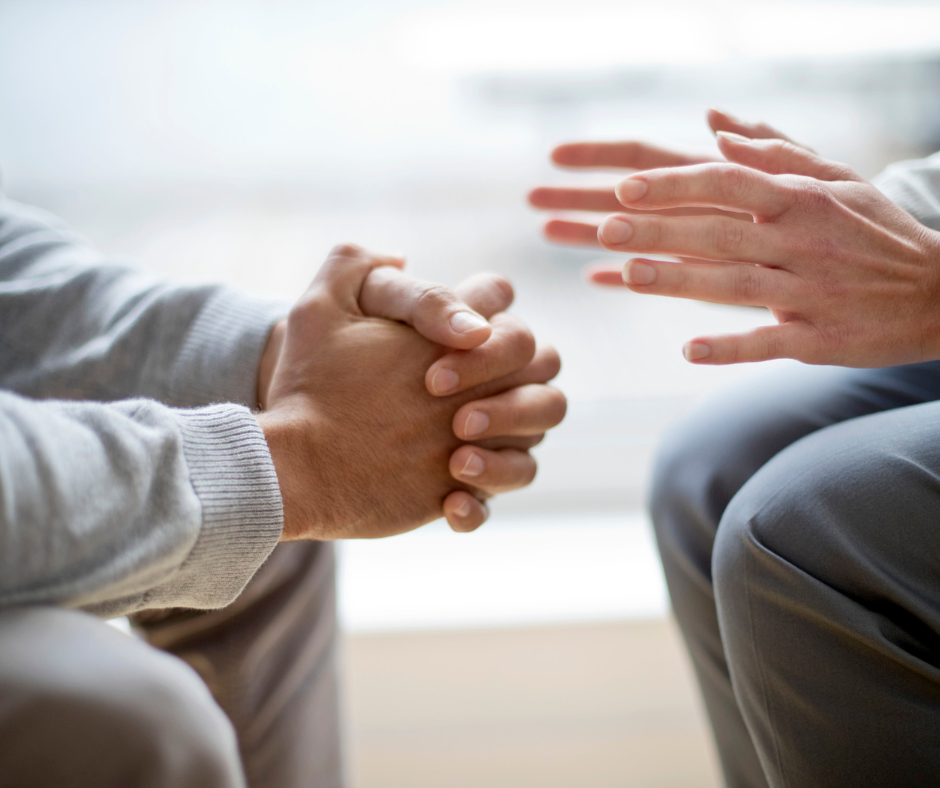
[532,109,940,367]
[257,244,566,541]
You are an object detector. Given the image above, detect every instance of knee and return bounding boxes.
[649,398,763,574]
[0,609,243,788]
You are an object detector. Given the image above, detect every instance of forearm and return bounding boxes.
[0,195,287,407]
[0,391,282,617]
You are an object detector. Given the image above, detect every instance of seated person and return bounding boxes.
[532,109,940,788]
[0,194,566,788]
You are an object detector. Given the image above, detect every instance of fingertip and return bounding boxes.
[528,187,549,207]
[682,340,712,363]
[444,492,488,533]
[585,263,627,286]
[550,143,577,166]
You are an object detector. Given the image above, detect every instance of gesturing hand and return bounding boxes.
[592,129,940,367]
[257,245,565,541]
[528,109,808,282]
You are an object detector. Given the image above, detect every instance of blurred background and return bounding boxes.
[2,0,939,785]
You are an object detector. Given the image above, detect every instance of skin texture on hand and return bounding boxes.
[532,109,940,367]
[258,244,565,540]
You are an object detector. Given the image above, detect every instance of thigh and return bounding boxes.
[133,540,342,788]
[0,606,244,788]
[714,401,940,788]
[653,359,940,571]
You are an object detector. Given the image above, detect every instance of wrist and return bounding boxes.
[257,408,317,542]
[257,319,287,411]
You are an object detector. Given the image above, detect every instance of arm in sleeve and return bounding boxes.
[0,195,287,407]
[872,151,940,231]
[0,390,283,618]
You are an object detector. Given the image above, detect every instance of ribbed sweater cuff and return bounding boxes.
[165,404,283,609]
[171,289,288,409]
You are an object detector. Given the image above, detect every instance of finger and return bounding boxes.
[614,163,793,219]
[453,272,515,319]
[621,258,795,308]
[477,344,562,394]
[716,132,862,182]
[453,384,567,441]
[444,491,489,533]
[544,218,603,247]
[426,313,536,396]
[598,213,781,265]
[529,186,624,213]
[551,140,716,170]
[586,262,628,286]
[682,323,807,365]
[473,434,545,451]
[450,446,537,494]
[310,243,405,306]
[706,108,812,150]
[359,267,492,350]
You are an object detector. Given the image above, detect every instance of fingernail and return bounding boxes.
[624,260,656,285]
[459,452,485,478]
[716,131,754,145]
[463,410,490,437]
[599,216,634,245]
[450,311,489,334]
[615,178,648,203]
[683,341,712,361]
[454,497,472,518]
[430,367,459,395]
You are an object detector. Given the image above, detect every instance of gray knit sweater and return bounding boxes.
[1,153,938,619]
[0,195,287,618]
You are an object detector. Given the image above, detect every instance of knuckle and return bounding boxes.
[521,456,538,486]
[484,273,514,306]
[329,242,363,259]
[635,217,663,249]
[731,266,764,303]
[796,180,835,214]
[414,282,456,314]
[500,319,536,363]
[710,219,747,257]
[713,163,751,203]
[539,345,562,378]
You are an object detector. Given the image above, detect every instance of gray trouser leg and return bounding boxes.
[0,606,245,788]
[715,400,940,788]
[133,541,342,788]
[650,361,940,788]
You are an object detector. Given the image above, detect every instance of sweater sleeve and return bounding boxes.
[0,194,288,408]
[0,390,283,617]
[872,151,940,231]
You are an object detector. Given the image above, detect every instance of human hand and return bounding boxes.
[258,245,565,540]
[528,109,807,283]
[593,131,940,367]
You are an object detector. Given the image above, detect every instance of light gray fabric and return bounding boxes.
[872,151,940,231]
[0,193,287,615]
[0,606,247,788]
[651,361,940,788]
[134,540,344,788]
[0,541,343,788]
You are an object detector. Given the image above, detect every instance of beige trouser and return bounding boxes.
[0,541,342,788]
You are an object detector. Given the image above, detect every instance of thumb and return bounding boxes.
[716,132,861,182]
[310,243,406,309]
[359,267,493,350]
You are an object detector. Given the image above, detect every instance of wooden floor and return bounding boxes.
[343,618,721,788]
